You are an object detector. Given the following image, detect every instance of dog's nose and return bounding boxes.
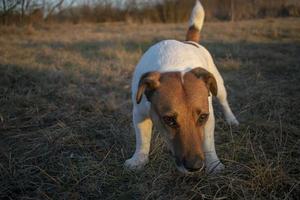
[182,156,204,172]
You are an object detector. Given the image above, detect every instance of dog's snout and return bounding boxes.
[182,156,204,172]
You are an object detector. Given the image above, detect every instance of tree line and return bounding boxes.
[1,0,299,25]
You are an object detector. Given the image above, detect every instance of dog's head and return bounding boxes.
[136,67,217,173]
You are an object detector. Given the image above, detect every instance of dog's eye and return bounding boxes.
[198,113,209,125]
[163,116,179,128]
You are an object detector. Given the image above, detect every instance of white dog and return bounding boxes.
[125,0,239,174]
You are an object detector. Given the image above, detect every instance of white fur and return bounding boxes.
[125,40,239,173]
[189,0,205,31]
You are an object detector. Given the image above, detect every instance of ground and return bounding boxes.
[0,18,299,199]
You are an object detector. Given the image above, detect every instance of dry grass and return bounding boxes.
[0,18,300,199]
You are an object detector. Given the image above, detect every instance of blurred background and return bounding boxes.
[1,0,300,25]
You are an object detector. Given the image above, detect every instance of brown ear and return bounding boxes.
[190,67,218,96]
[136,72,161,104]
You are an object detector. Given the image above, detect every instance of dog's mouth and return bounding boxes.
[169,152,205,174]
[174,157,205,174]
[176,163,205,174]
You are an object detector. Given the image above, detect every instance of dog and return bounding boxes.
[125,0,239,174]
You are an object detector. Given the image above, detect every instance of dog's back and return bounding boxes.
[132,40,211,93]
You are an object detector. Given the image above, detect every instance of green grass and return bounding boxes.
[0,18,300,199]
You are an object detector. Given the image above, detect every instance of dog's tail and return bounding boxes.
[186,0,205,43]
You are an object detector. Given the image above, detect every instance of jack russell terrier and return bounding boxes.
[125,0,239,174]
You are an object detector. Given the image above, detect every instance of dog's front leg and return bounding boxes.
[204,97,225,174]
[125,109,153,170]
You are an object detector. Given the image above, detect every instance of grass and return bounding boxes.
[0,18,299,199]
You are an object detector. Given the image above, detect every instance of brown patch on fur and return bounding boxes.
[136,72,160,104]
[190,67,218,96]
[137,68,217,170]
[186,25,200,43]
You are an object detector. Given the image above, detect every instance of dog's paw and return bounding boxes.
[124,154,149,171]
[206,161,225,174]
[225,114,239,126]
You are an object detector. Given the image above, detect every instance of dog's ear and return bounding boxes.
[136,72,161,104]
[190,67,218,96]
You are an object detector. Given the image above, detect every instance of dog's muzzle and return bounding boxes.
[175,156,205,173]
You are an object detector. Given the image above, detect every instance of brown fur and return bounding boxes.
[136,68,217,170]
[190,67,218,96]
[186,25,200,43]
[136,72,160,104]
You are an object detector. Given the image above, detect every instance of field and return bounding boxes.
[0,18,300,199]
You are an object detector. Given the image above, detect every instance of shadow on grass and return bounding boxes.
[0,63,135,199]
